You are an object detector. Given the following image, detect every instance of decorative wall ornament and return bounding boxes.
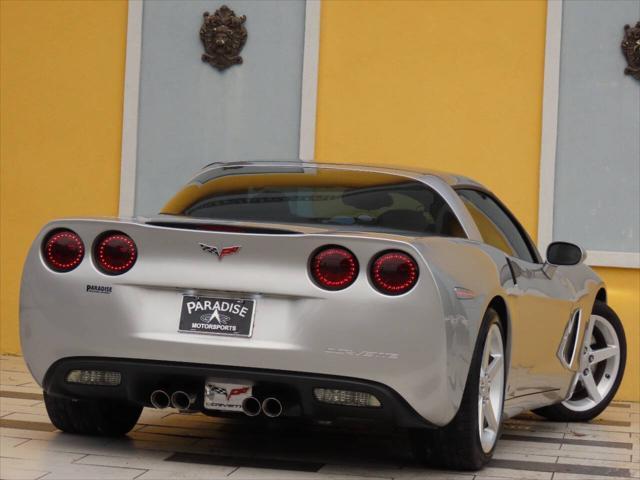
[200,5,247,71]
[621,21,640,81]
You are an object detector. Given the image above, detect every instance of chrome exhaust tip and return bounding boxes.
[171,391,196,411]
[150,389,170,409]
[262,397,283,418]
[241,396,262,416]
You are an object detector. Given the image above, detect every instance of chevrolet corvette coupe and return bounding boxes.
[20,162,626,470]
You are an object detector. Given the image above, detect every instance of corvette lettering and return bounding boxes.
[324,348,400,360]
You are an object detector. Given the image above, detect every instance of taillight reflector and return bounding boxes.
[371,251,418,295]
[310,246,358,290]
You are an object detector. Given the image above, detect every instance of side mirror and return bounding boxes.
[546,241,586,266]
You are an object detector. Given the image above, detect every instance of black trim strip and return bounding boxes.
[583,418,631,427]
[513,412,631,427]
[166,452,323,472]
[489,459,630,478]
[501,433,633,449]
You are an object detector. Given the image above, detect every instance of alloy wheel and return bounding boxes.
[562,314,621,412]
[477,323,505,453]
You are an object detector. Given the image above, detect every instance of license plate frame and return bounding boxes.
[178,295,256,338]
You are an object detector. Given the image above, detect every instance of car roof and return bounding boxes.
[198,160,485,189]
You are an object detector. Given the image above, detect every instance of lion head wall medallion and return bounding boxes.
[200,5,247,71]
[621,21,640,81]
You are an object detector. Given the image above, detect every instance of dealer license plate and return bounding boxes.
[179,295,255,337]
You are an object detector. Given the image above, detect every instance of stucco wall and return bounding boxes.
[1,0,128,353]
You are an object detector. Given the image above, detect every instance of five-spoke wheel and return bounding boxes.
[562,313,621,411]
[478,323,505,453]
[535,300,626,422]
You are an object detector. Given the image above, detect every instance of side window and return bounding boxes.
[458,189,538,263]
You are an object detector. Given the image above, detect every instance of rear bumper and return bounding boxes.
[43,357,435,429]
[21,219,481,427]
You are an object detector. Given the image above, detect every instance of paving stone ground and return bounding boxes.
[1,355,638,480]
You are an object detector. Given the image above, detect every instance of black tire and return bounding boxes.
[44,392,142,436]
[534,301,626,422]
[410,308,505,470]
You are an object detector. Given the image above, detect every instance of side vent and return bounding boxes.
[557,309,581,368]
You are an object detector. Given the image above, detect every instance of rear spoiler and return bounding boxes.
[145,220,299,235]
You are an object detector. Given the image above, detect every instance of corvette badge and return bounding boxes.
[199,243,241,259]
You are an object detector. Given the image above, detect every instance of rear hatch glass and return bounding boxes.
[162,167,465,237]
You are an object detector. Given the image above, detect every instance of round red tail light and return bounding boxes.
[43,230,84,272]
[95,232,137,275]
[371,251,418,295]
[310,246,358,290]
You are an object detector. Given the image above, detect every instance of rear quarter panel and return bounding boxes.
[413,237,514,409]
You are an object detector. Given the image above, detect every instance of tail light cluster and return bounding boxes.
[371,251,418,295]
[42,229,137,275]
[310,246,419,295]
[95,233,138,274]
[310,246,359,290]
[43,230,85,272]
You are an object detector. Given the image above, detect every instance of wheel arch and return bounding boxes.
[486,295,511,384]
[487,296,509,341]
[596,287,607,304]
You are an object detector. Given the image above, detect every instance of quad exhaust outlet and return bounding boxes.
[150,390,171,409]
[171,390,196,411]
[241,396,262,416]
[152,389,284,418]
[150,389,197,411]
[261,397,283,418]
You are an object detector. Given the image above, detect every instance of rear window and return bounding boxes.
[162,168,465,237]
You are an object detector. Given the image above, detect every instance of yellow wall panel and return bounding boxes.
[315,0,638,400]
[316,0,546,236]
[0,0,128,354]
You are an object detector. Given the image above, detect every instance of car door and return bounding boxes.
[456,188,577,401]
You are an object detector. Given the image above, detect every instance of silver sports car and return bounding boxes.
[20,162,626,470]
